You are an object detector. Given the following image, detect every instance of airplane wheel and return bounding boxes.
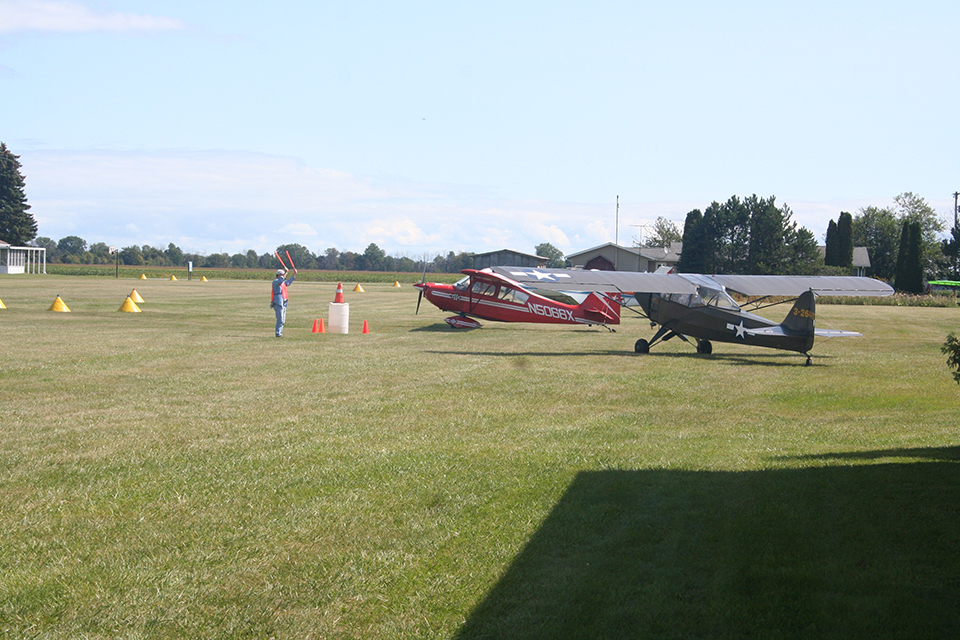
[635,339,650,354]
[697,339,712,354]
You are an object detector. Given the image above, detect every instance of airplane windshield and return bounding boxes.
[454,276,470,290]
[698,286,740,310]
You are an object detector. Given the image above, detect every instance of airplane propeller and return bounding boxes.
[416,260,427,314]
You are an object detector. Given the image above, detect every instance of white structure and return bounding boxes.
[566,242,682,273]
[0,240,46,274]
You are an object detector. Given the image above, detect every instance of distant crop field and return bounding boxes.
[1,275,958,639]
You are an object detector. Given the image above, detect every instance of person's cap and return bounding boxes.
[276,269,285,276]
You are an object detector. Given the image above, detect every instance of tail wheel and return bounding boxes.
[635,339,650,354]
[696,339,712,354]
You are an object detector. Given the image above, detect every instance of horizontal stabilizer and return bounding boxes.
[578,292,621,322]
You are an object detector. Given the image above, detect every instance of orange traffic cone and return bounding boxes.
[312,318,325,333]
[334,282,345,303]
[362,320,370,334]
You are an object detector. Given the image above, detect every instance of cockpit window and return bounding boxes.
[471,281,496,296]
[498,286,529,304]
[699,286,740,310]
[454,276,470,291]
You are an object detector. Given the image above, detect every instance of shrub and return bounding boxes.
[943,333,960,385]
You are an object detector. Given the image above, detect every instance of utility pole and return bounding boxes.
[615,195,619,270]
[953,191,959,229]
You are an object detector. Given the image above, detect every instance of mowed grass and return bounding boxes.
[0,275,958,639]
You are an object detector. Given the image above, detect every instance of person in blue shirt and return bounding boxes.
[270,267,297,337]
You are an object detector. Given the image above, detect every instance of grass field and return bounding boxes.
[1,275,958,639]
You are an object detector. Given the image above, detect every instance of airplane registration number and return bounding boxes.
[792,308,815,319]
[528,304,575,321]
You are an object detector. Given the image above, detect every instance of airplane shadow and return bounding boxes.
[454,450,960,639]
[425,350,634,358]
[422,349,820,366]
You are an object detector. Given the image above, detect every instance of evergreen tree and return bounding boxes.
[0,142,37,245]
[894,220,910,290]
[837,211,854,268]
[824,219,839,266]
[677,209,706,273]
[902,221,924,293]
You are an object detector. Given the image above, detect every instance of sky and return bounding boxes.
[2,1,959,258]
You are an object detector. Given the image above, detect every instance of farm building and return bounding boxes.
[565,242,682,272]
[472,249,547,269]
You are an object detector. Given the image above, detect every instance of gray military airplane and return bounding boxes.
[486,267,894,365]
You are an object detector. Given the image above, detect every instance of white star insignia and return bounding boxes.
[509,270,569,281]
[726,322,747,339]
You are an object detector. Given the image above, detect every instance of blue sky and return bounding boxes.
[2,1,958,258]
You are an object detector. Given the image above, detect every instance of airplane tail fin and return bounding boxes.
[781,289,816,336]
[578,292,621,325]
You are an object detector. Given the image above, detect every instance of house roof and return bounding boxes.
[565,242,682,262]
[818,246,871,268]
[473,248,547,260]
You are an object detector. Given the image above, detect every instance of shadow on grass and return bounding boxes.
[455,451,960,639]
[425,350,635,358]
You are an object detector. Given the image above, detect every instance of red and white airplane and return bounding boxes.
[414,268,620,330]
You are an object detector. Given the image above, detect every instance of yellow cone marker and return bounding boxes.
[170,275,177,281]
[49,295,71,312]
[140,273,147,279]
[118,296,142,313]
[129,289,144,303]
[393,281,401,288]
[201,275,208,282]
[353,283,365,292]
[0,298,6,309]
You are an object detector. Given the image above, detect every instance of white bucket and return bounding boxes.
[328,302,349,333]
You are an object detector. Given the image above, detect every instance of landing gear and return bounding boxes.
[696,339,712,355]
[805,354,812,366]
[634,339,650,354]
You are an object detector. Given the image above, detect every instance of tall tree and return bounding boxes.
[646,217,682,248]
[892,192,945,277]
[824,219,839,266]
[852,206,900,280]
[679,195,817,275]
[746,195,789,274]
[275,243,313,270]
[837,211,854,267]
[0,142,37,245]
[535,242,566,268]
[677,209,706,273]
[894,220,911,290]
[899,221,925,293]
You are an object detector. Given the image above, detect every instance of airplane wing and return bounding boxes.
[489,267,893,297]
[488,267,699,294]
[709,275,894,297]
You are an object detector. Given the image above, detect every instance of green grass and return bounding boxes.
[1,275,958,639]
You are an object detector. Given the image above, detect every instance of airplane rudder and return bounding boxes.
[781,289,816,335]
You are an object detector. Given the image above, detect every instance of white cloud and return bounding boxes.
[0,1,185,33]
[19,147,904,258]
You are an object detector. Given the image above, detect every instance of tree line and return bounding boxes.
[675,192,959,293]
[5,142,960,289]
[29,236,481,274]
